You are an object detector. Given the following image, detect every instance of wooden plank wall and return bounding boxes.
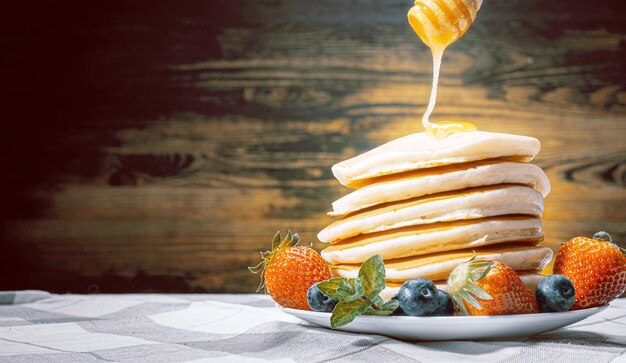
[2,0,625,293]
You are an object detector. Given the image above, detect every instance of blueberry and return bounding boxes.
[428,289,454,316]
[397,278,439,316]
[536,274,576,312]
[307,282,338,312]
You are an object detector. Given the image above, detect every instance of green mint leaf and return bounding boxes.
[358,254,386,298]
[370,295,384,308]
[363,296,399,316]
[330,299,369,328]
[318,278,364,302]
[381,299,400,312]
[337,278,364,302]
[364,307,395,316]
[317,278,348,301]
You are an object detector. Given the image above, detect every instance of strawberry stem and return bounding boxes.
[593,231,612,243]
[592,231,625,254]
[448,258,496,316]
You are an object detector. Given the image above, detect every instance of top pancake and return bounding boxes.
[332,131,540,188]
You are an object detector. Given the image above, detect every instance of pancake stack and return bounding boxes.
[318,131,553,301]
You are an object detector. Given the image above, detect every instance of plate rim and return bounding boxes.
[277,303,608,322]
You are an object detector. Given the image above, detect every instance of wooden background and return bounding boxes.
[1,0,625,293]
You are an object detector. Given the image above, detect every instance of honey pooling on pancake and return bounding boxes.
[407,0,482,137]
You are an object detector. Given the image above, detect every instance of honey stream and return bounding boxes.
[407,0,482,137]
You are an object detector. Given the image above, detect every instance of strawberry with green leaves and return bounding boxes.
[249,230,331,310]
[448,258,538,316]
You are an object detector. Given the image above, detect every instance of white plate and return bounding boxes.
[277,304,608,340]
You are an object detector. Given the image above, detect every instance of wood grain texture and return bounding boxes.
[1,0,625,292]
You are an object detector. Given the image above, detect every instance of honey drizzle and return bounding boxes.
[408,0,482,137]
[422,47,444,130]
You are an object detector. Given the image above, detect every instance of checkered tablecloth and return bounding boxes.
[0,291,624,362]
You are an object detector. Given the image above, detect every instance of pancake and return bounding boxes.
[378,272,545,302]
[330,243,553,282]
[330,160,550,216]
[332,131,540,187]
[321,216,543,264]
[319,185,543,243]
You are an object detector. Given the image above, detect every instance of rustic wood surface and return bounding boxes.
[1,0,625,293]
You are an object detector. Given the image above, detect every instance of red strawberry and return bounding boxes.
[448,258,538,316]
[553,231,626,310]
[249,230,331,310]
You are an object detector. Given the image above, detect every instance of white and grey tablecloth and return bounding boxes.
[0,291,624,362]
